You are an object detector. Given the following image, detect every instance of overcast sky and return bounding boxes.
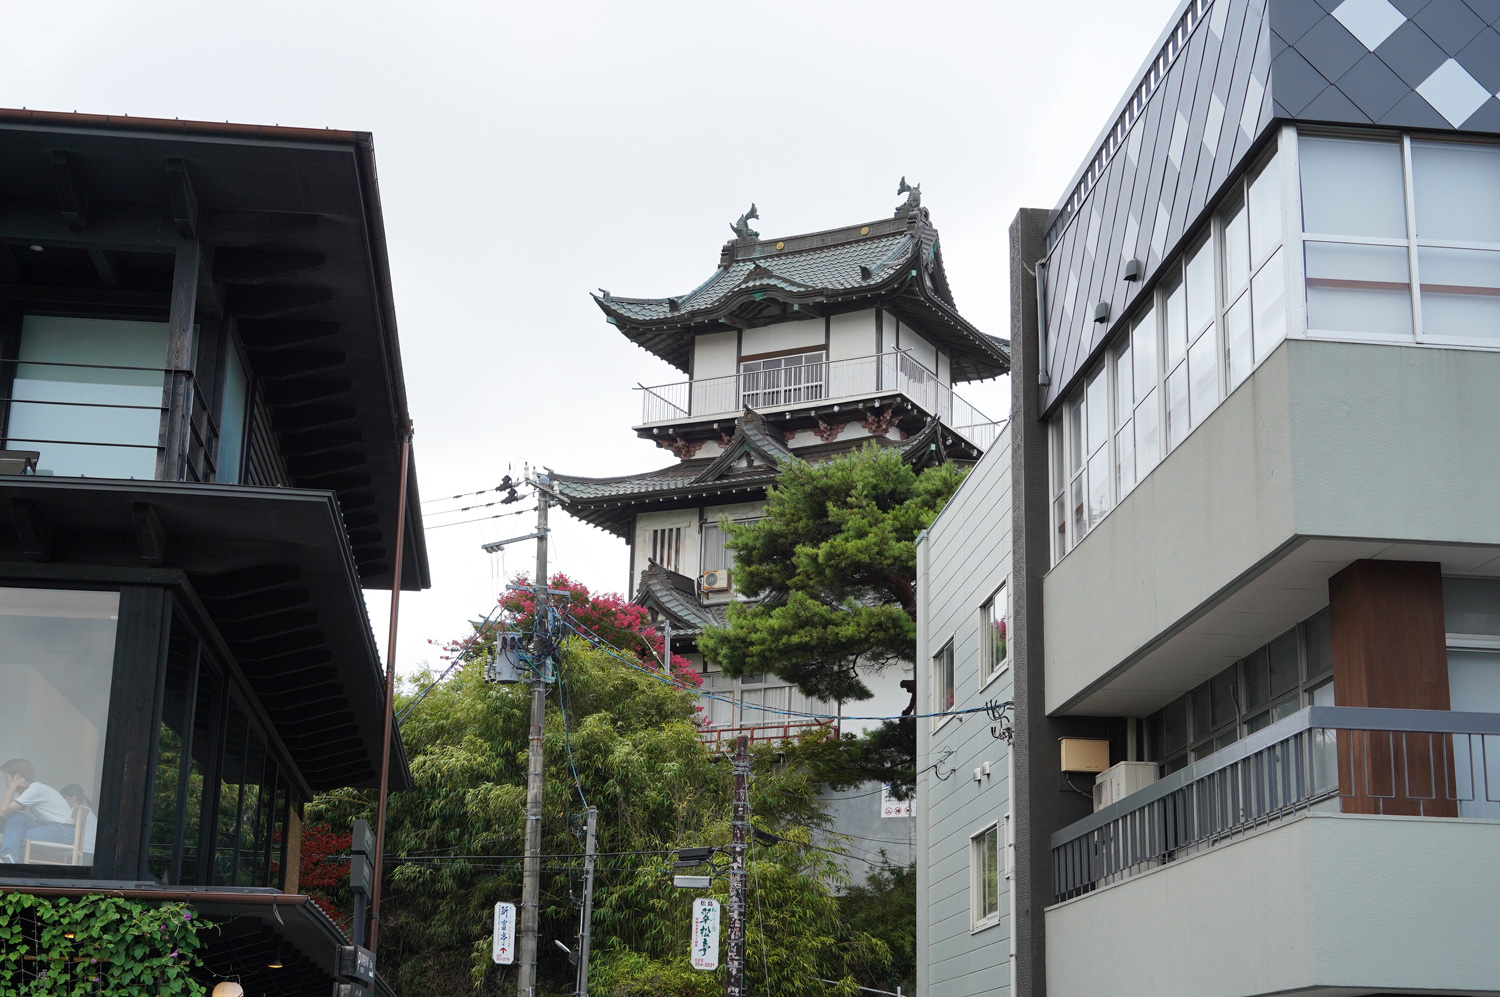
[1,0,1180,674]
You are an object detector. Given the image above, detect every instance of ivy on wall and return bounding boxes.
[0,893,210,996]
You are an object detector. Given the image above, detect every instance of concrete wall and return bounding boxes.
[1044,339,1500,714]
[1047,812,1500,997]
[918,424,1014,997]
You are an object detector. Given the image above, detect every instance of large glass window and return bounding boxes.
[0,588,118,867]
[979,582,1009,685]
[970,823,1001,928]
[5,316,169,479]
[933,639,955,721]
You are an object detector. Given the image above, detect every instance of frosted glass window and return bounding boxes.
[1448,649,1500,819]
[217,345,248,484]
[1252,248,1287,361]
[1164,274,1188,366]
[1227,293,1253,388]
[1116,421,1136,496]
[1418,246,1500,343]
[1115,340,1134,425]
[1132,308,1157,394]
[1087,448,1109,528]
[1223,200,1251,296]
[1186,239,1215,337]
[1086,369,1108,455]
[1300,137,1407,239]
[1305,242,1412,337]
[1068,396,1084,478]
[7,316,169,479]
[1248,153,1282,265]
[1165,365,1189,451]
[1135,388,1160,476]
[1412,141,1500,244]
[0,588,118,867]
[1188,330,1217,428]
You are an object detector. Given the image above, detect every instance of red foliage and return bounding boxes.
[298,822,352,921]
[433,572,702,688]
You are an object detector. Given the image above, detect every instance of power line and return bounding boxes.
[424,507,535,531]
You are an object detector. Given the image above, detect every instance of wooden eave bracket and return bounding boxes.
[49,151,87,232]
[10,498,52,561]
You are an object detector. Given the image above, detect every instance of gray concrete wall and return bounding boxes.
[917,424,1014,997]
[1044,339,1500,714]
[1046,812,1500,997]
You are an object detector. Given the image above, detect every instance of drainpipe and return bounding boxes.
[368,421,413,956]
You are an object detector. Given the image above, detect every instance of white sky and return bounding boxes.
[0,0,1180,674]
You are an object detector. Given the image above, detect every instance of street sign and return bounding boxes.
[881,783,913,818]
[349,854,373,896]
[492,902,517,965]
[690,898,720,970]
[351,819,376,857]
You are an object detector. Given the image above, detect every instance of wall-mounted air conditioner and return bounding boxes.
[700,569,732,592]
[1093,761,1157,811]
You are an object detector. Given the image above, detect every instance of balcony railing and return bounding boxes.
[1052,706,1500,902]
[699,718,839,749]
[638,352,1000,450]
[0,358,219,483]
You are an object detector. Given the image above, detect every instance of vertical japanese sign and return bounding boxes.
[492,902,516,965]
[881,783,913,818]
[690,897,720,970]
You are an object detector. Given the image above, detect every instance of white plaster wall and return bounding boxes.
[1046,813,1500,997]
[740,318,824,357]
[917,425,1014,997]
[829,310,877,361]
[693,330,738,380]
[632,508,700,581]
[899,324,939,375]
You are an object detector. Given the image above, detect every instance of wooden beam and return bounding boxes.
[260,378,352,408]
[87,247,120,288]
[164,158,198,239]
[131,503,168,566]
[194,564,301,600]
[0,196,177,251]
[159,237,201,481]
[226,284,334,319]
[10,498,51,561]
[0,246,18,283]
[199,209,317,248]
[48,152,87,231]
[271,404,357,434]
[234,319,340,352]
[215,249,326,285]
[204,587,310,623]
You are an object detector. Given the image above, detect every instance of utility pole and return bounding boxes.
[517,487,550,997]
[727,734,749,997]
[575,806,598,997]
[663,617,672,675]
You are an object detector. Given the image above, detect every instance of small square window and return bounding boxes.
[979,582,1009,684]
[971,823,1002,928]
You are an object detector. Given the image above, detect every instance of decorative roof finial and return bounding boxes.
[730,203,760,240]
[896,176,921,215]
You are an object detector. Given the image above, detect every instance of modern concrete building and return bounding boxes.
[552,190,1011,871]
[918,0,1500,993]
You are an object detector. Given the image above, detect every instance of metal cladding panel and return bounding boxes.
[1041,0,1276,411]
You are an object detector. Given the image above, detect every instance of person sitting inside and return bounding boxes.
[59,784,97,861]
[0,758,76,863]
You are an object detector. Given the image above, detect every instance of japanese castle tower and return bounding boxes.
[553,184,1009,867]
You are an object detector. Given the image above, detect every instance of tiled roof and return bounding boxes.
[631,562,728,636]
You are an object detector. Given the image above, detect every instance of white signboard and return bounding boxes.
[690,898,720,970]
[492,902,516,965]
[881,783,913,818]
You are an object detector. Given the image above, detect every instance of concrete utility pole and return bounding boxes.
[727,734,750,997]
[575,806,599,997]
[517,490,550,997]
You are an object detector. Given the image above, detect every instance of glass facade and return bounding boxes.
[1051,148,1284,559]
[0,588,118,867]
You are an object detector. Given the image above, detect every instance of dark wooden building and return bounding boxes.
[0,108,429,996]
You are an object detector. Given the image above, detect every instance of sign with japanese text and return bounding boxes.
[881,783,913,818]
[492,902,516,965]
[690,897,720,970]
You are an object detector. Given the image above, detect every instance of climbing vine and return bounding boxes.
[0,893,210,996]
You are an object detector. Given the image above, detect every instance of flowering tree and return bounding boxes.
[434,573,701,688]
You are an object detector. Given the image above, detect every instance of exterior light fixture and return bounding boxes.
[62,932,75,940]
[212,983,245,997]
[27,244,43,252]
[673,874,713,889]
[268,957,284,969]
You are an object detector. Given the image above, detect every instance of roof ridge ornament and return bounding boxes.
[896,177,921,216]
[730,203,760,240]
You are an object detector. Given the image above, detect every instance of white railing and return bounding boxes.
[637,353,1000,450]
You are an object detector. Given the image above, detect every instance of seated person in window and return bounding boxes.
[60,784,97,860]
[0,759,76,863]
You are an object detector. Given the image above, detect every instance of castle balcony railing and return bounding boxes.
[699,718,840,749]
[636,352,999,451]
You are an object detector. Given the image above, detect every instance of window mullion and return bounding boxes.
[1281,124,1307,341]
[1402,133,1423,343]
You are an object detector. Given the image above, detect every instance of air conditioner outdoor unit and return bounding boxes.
[700,569,731,592]
[1093,761,1157,812]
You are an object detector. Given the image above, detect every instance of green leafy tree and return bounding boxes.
[698,443,966,792]
[838,862,917,995]
[311,626,888,995]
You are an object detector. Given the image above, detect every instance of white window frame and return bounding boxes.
[979,579,1010,689]
[932,637,956,730]
[970,821,1003,931]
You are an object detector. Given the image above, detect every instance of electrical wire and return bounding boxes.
[556,657,590,809]
[424,507,536,531]
[397,602,504,724]
[558,614,994,723]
